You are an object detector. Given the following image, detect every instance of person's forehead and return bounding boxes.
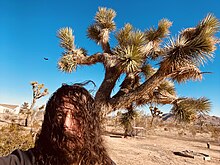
[57,102,79,113]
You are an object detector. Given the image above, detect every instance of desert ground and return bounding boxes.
[104,128,220,165]
[0,113,220,164]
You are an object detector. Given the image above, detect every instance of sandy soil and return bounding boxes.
[0,115,219,164]
[104,129,220,165]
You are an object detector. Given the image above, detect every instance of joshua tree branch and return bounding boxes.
[109,62,203,112]
[113,73,139,99]
[101,42,112,54]
[109,70,166,110]
[135,92,177,106]
[77,53,105,65]
[95,66,121,104]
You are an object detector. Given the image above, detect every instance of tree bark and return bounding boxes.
[95,66,121,114]
[109,70,166,111]
[77,53,104,65]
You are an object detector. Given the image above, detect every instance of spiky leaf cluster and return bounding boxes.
[172,105,196,123]
[114,45,145,73]
[144,19,172,60]
[171,97,211,123]
[114,25,149,73]
[115,23,133,47]
[157,80,176,96]
[114,19,172,74]
[187,97,211,114]
[141,64,157,80]
[87,25,101,43]
[116,25,146,47]
[57,28,87,72]
[58,48,86,73]
[160,14,220,80]
[58,53,77,72]
[170,65,202,83]
[135,79,176,106]
[30,81,49,99]
[87,7,116,44]
[145,19,172,42]
[57,27,75,52]
[95,7,116,30]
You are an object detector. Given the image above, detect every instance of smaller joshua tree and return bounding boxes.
[149,106,163,126]
[29,81,48,110]
[21,81,49,127]
[119,105,138,137]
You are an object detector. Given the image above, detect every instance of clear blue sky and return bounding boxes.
[0,0,219,116]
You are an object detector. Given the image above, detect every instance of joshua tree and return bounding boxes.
[23,81,49,127]
[148,106,163,126]
[57,7,219,120]
[119,105,138,137]
[29,82,48,110]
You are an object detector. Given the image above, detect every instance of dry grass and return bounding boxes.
[0,124,34,156]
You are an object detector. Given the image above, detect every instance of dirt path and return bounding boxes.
[104,134,220,165]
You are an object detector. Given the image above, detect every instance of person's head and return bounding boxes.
[33,84,111,165]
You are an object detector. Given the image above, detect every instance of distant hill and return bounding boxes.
[162,113,220,126]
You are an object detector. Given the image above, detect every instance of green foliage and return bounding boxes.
[171,97,211,123]
[160,14,220,79]
[169,66,202,83]
[57,27,89,72]
[115,23,133,47]
[157,80,176,96]
[87,25,101,44]
[145,19,172,42]
[57,27,75,52]
[58,53,78,72]
[141,64,157,80]
[87,7,116,45]
[0,124,34,156]
[116,28,146,48]
[114,26,148,73]
[114,45,145,73]
[95,7,116,31]
[119,109,138,136]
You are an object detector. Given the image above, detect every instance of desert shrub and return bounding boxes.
[178,130,184,136]
[134,116,145,127]
[165,122,176,129]
[0,124,34,156]
[188,126,197,138]
[206,125,220,142]
[3,114,10,120]
[31,120,42,131]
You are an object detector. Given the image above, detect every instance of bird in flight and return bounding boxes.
[44,57,49,61]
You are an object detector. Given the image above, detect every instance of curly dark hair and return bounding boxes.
[32,84,114,165]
